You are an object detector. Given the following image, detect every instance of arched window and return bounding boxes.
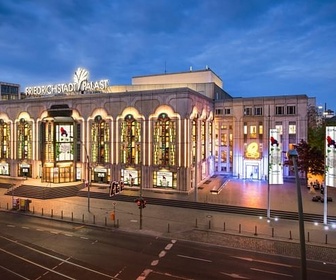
[120,114,141,165]
[91,115,110,164]
[153,113,176,166]
[17,118,32,160]
[0,119,10,159]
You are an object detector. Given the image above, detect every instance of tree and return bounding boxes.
[295,139,324,185]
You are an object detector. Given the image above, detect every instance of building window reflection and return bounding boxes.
[0,119,10,159]
[153,113,176,166]
[17,118,32,160]
[120,114,141,165]
[91,115,110,164]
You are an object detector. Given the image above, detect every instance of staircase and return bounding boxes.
[6,184,84,199]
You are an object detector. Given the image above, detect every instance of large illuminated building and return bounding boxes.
[0,68,313,192]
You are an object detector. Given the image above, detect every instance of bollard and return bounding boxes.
[42,208,44,216]
[71,212,73,221]
[105,217,107,226]
[208,220,211,229]
[93,215,95,224]
[289,230,292,240]
[82,214,84,223]
[51,209,53,218]
[33,206,35,214]
[223,222,226,232]
[272,227,274,238]
[325,234,328,244]
[195,218,198,228]
[117,219,119,228]
[168,223,170,233]
[239,224,241,234]
[61,210,63,220]
[254,226,258,236]
[307,232,310,242]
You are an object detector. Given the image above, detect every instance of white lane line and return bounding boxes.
[233,256,293,267]
[165,243,173,250]
[0,264,30,280]
[80,236,89,240]
[220,272,249,279]
[151,260,159,266]
[0,235,116,279]
[36,228,44,232]
[177,254,212,263]
[250,267,293,277]
[0,247,76,280]
[50,231,59,234]
[136,269,152,280]
[22,226,29,230]
[7,224,15,228]
[64,234,73,237]
[159,250,166,258]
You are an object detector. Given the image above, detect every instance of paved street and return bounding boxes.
[0,176,336,264]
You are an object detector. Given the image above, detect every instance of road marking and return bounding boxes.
[151,260,159,266]
[50,231,59,234]
[36,228,44,231]
[65,234,73,237]
[22,226,29,229]
[250,267,293,277]
[165,243,173,250]
[0,264,30,280]
[233,256,292,267]
[0,247,76,280]
[7,224,15,228]
[177,254,212,263]
[159,250,166,258]
[136,269,152,280]
[80,236,89,240]
[220,272,249,279]
[0,235,117,279]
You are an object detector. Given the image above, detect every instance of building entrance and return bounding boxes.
[42,166,74,183]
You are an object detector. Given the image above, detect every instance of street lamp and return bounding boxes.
[78,140,90,212]
[288,149,307,280]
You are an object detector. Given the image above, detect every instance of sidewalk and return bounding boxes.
[1,177,336,263]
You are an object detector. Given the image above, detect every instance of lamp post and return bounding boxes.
[288,149,307,280]
[78,140,90,212]
[267,106,271,220]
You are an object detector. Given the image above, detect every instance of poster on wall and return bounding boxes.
[157,171,172,187]
[269,129,283,184]
[325,126,336,187]
[0,162,9,175]
[123,169,138,185]
[56,124,74,161]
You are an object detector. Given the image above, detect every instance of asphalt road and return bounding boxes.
[1,212,336,280]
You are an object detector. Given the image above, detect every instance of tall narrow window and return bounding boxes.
[153,113,176,166]
[92,115,110,164]
[121,114,141,165]
[201,121,205,159]
[0,119,10,159]
[17,118,32,160]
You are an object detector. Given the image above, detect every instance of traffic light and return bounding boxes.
[134,197,147,209]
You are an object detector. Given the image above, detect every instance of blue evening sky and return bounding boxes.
[0,0,335,109]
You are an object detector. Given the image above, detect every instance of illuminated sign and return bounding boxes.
[269,129,283,184]
[25,68,108,96]
[157,171,172,187]
[245,142,260,159]
[325,126,336,187]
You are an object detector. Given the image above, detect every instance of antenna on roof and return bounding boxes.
[205,65,209,70]
[164,61,167,74]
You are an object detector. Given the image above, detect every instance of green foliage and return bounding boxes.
[295,139,324,182]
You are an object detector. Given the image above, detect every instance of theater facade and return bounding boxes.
[0,68,313,192]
